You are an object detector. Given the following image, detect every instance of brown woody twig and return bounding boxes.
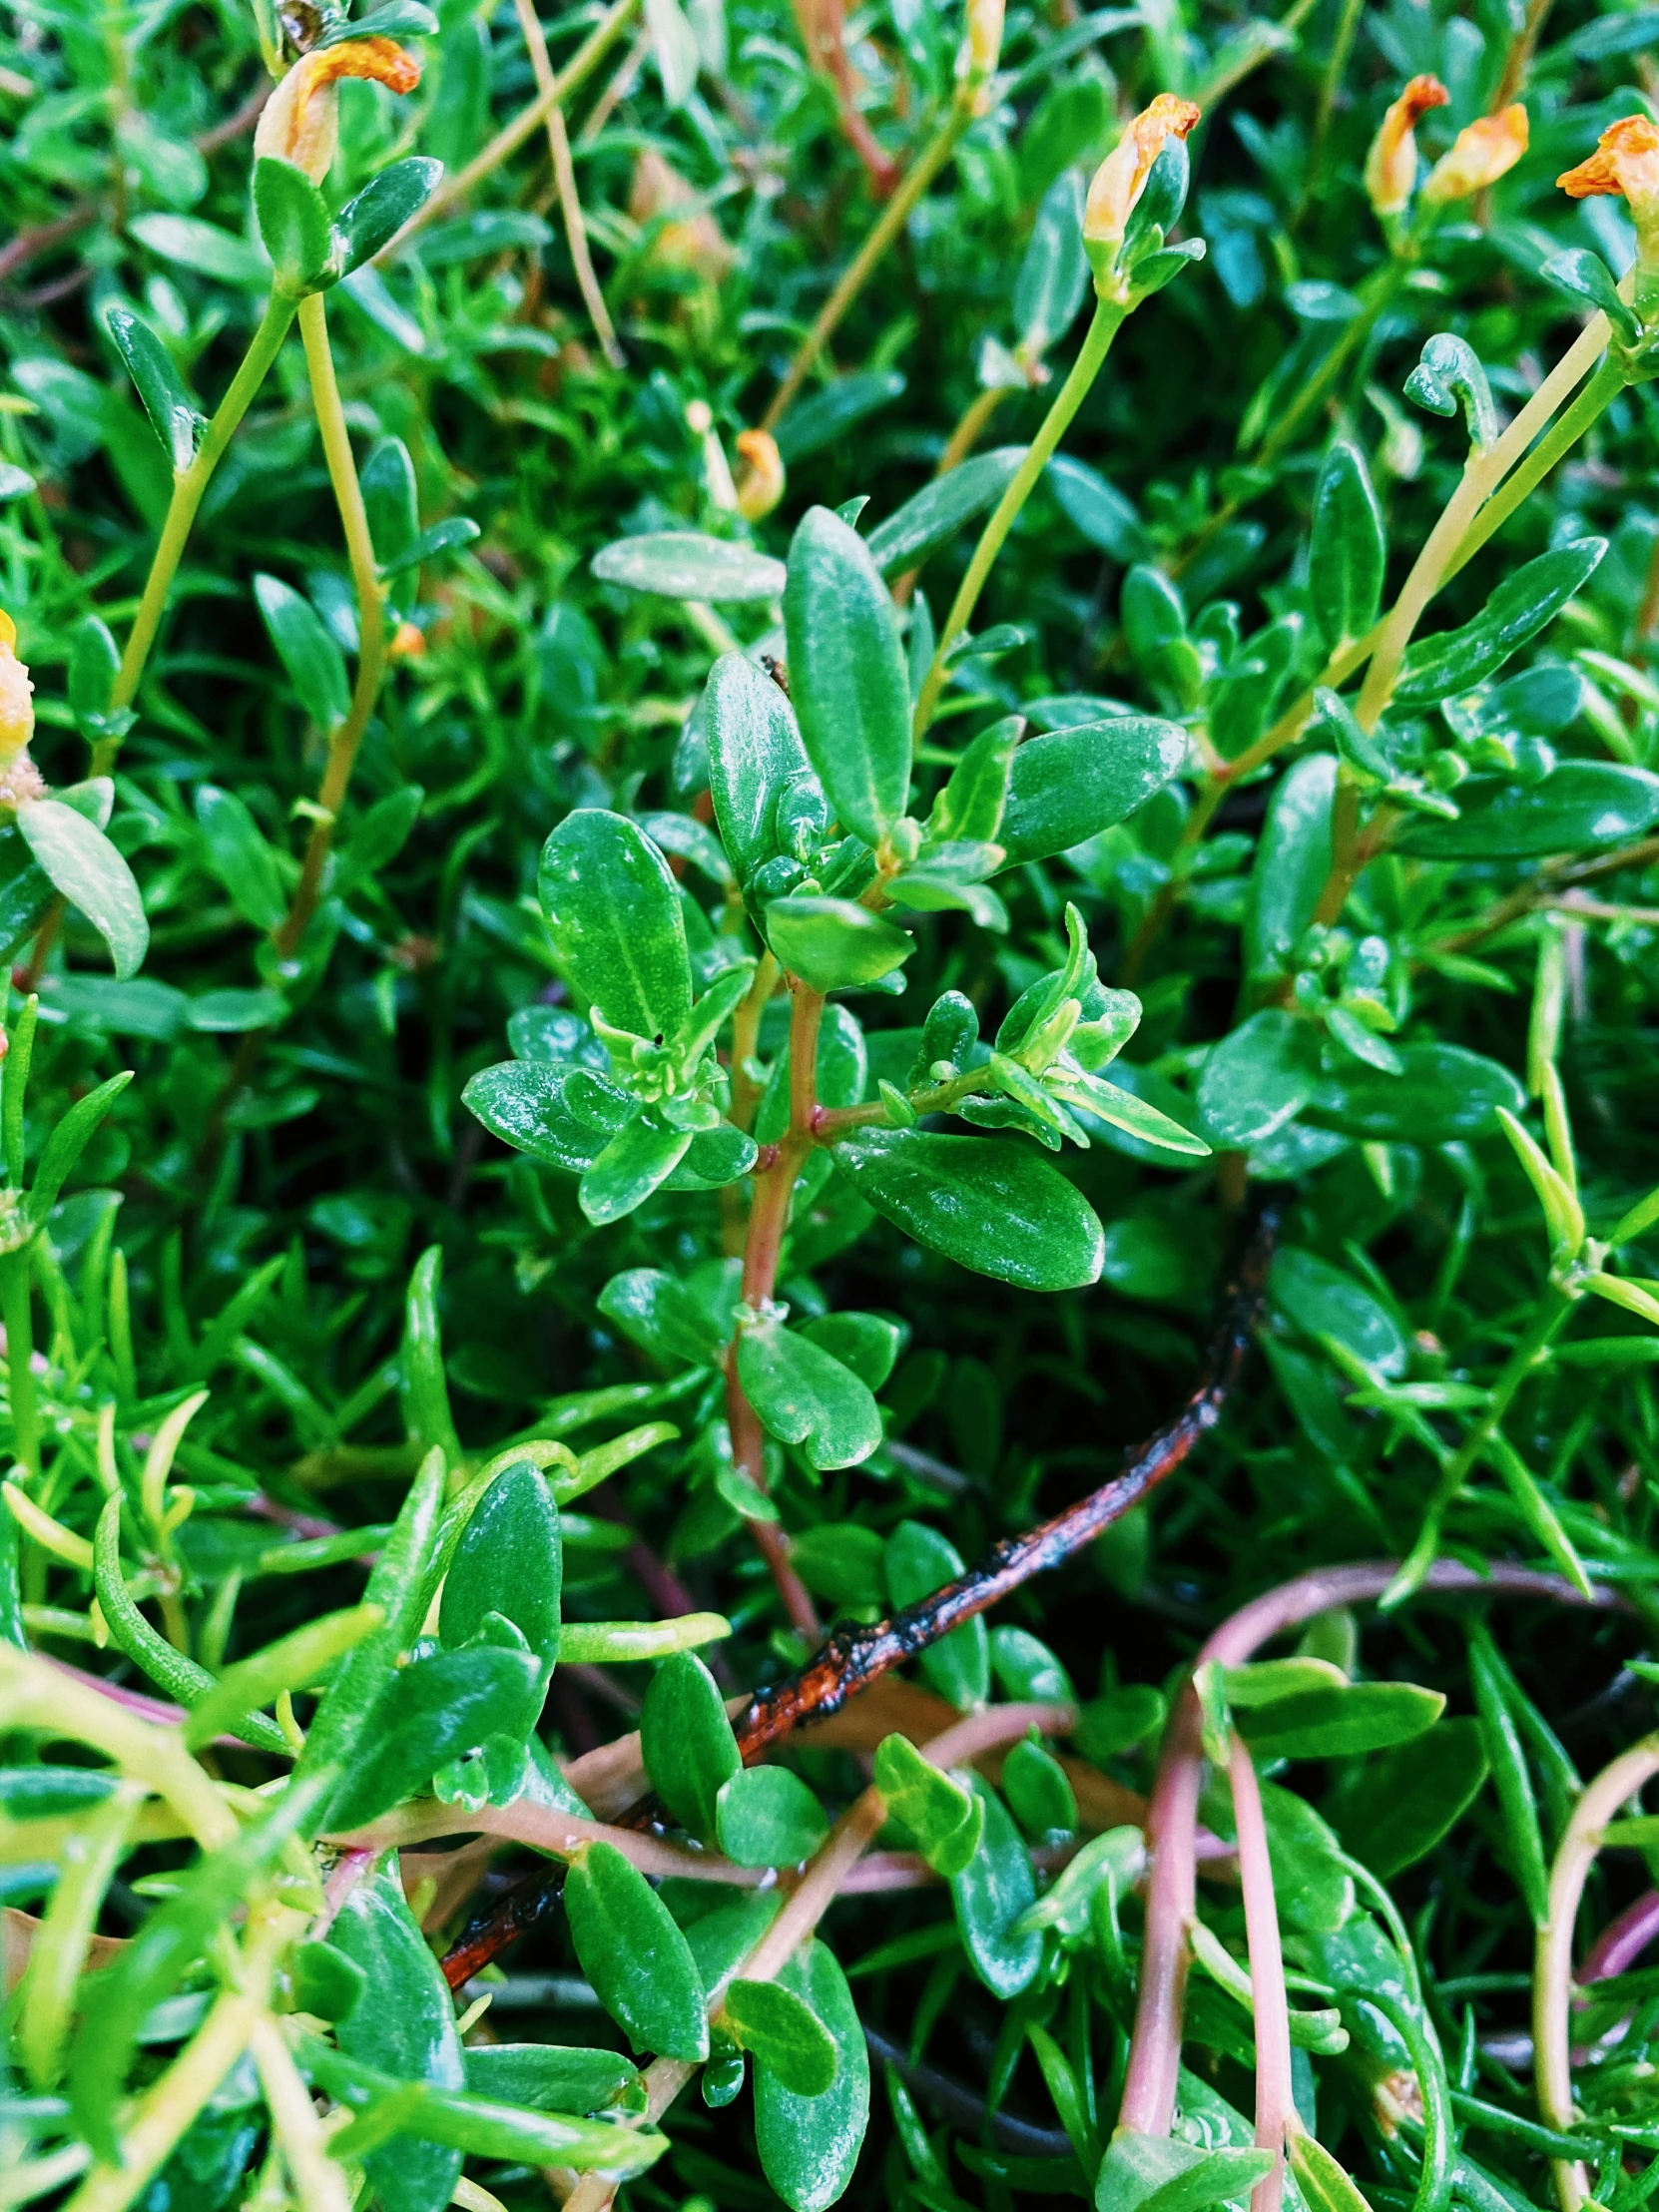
[438,1205,1277,1987]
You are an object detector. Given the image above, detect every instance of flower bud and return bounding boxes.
[1420,103,1528,204]
[1083,94,1202,255]
[735,430,785,522]
[254,38,422,185]
[964,0,1004,98]
[0,612,35,765]
[1558,115,1659,262]
[1363,75,1448,218]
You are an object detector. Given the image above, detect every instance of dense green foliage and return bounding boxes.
[6,0,1659,2207]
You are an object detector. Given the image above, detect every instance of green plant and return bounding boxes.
[8,0,1659,2207]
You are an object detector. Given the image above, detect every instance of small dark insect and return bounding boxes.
[759,652,790,697]
[278,0,342,51]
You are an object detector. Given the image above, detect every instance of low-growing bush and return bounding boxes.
[4,0,1659,2208]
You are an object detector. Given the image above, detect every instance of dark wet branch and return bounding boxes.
[439,1206,1277,1989]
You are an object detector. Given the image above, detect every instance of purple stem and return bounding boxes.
[1121,1560,1615,2141]
[248,1493,340,1542]
[1579,1888,1659,1984]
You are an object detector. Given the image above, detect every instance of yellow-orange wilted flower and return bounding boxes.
[630,151,734,279]
[255,39,422,185]
[1363,75,1448,217]
[1421,103,1528,204]
[0,612,34,765]
[735,430,785,523]
[1557,113,1659,237]
[965,0,1004,92]
[1083,94,1203,254]
[388,620,426,660]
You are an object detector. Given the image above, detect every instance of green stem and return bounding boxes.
[1307,0,1364,197]
[761,95,976,436]
[913,295,1126,739]
[1307,771,1364,926]
[1488,0,1555,113]
[276,292,388,963]
[101,290,296,757]
[1261,264,1403,467]
[1357,449,1501,729]
[1382,1287,1575,1610]
[1,1246,39,1485]
[1119,623,1385,983]
[1172,263,1405,582]
[1442,354,1623,590]
[1289,331,1619,948]
[385,0,643,259]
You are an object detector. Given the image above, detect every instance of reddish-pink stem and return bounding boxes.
[1123,1561,1615,2141]
[1581,1888,1659,1983]
[722,979,828,1645]
[1120,1688,1203,2134]
[1231,1734,1294,2212]
[316,1847,373,1935]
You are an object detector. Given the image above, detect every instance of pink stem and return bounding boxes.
[1120,1687,1202,2134]
[315,1846,373,1935]
[1579,1888,1659,1984]
[337,1798,775,1884]
[737,1701,1072,1988]
[45,1656,190,1726]
[1536,1734,1659,2211]
[1231,1734,1294,2212]
[247,1494,340,1542]
[1123,1561,1613,2141]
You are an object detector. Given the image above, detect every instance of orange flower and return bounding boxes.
[735,430,786,523]
[388,620,426,660]
[1363,75,1448,217]
[0,611,34,764]
[255,39,422,184]
[1557,114,1659,228]
[1083,94,1203,253]
[1420,103,1528,203]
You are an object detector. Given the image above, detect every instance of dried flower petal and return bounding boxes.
[1363,75,1449,218]
[1557,113,1659,227]
[1420,103,1529,205]
[735,430,786,523]
[255,38,423,185]
[1083,94,1203,252]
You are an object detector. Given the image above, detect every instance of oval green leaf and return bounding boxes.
[715,1765,830,1866]
[753,1940,870,2212]
[783,505,911,845]
[592,530,786,603]
[737,1319,883,1470]
[997,717,1188,867]
[1395,762,1659,859]
[538,810,692,1040]
[17,800,148,980]
[640,1650,741,1842]
[564,1840,710,2061]
[830,1128,1105,1291]
[439,1461,562,1668]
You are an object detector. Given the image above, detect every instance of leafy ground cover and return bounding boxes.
[6,0,1659,2208]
